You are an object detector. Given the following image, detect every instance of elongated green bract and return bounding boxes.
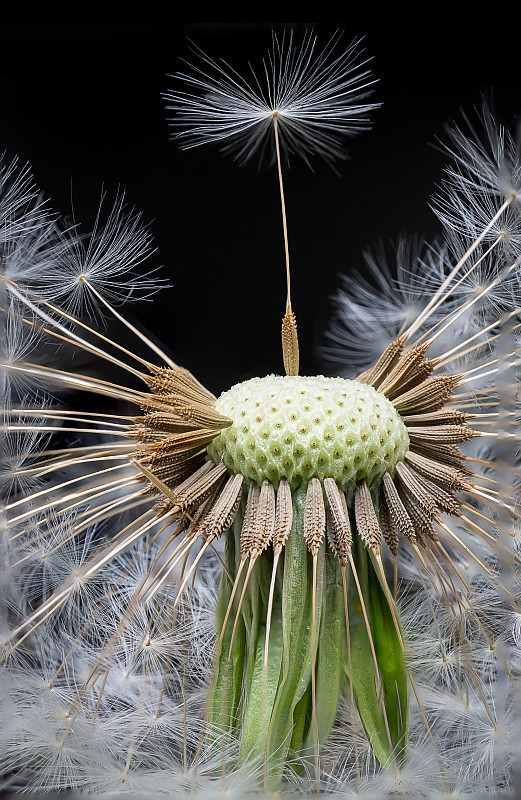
[207,486,409,787]
[343,533,408,764]
[208,518,246,744]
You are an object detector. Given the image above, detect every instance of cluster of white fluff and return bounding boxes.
[1,35,521,800]
[326,105,521,376]
[0,158,165,316]
[0,162,196,793]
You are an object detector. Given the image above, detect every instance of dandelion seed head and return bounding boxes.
[0,155,51,245]
[513,611,521,646]
[165,30,379,168]
[31,192,167,318]
[2,27,521,800]
[435,185,521,260]
[439,101,521,201]
[324,237,481,374]
[0,407,49,499]
[0,299,49,400]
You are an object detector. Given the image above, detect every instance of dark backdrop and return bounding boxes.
[1,23,519,395]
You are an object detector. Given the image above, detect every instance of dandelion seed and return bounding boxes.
[1,27,521,799]
[32,192,166,318]
[0,156,51,244]
[165,30,379,168]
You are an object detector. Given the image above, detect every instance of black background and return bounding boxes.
[1,23,519,395]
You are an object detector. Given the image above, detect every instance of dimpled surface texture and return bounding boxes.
[207,375,409,490]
